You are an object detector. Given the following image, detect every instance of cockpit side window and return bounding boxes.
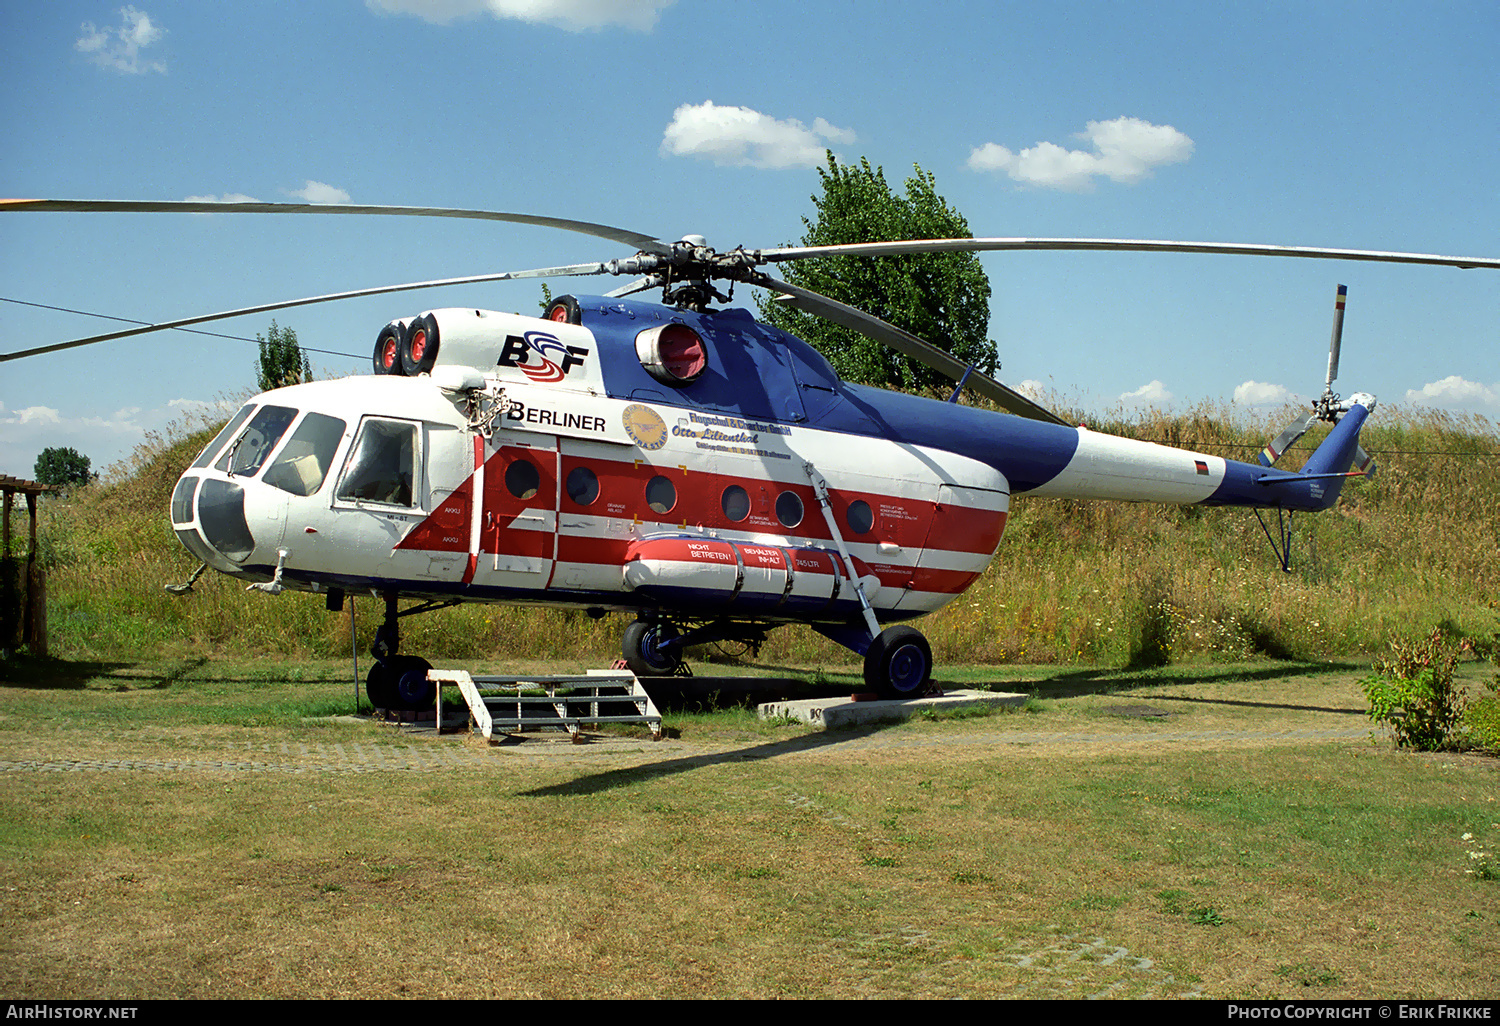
[214,404,298,478]
[262,412,348,496]
[191,404,255,470]
[335,418,418,507]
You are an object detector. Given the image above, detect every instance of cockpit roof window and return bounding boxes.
[191,404,255,470]
[215,404,297,478]
[262,412,347,496]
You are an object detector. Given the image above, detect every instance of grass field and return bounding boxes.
[4,400,1496,997]
[1,656,1495,999]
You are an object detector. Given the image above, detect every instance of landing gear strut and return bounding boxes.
[619,617,773,678]
[362,592,455,712]
[621,619,684,677]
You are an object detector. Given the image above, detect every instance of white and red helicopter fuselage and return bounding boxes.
[168,294,1373,700]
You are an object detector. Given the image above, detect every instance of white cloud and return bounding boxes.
[365,0,672,31]
[0,398,233,479]
[1403,375,1500,414]
[9,406,62,426]
[1234,380,1299,406]
[76,6,167,75]
[287,181,352,204]
[1118,379,1175,406]
[969,117,1193,192]
[810,118,857,146]
[661,102,855,169]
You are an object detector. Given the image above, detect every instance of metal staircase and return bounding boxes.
[429,669,663,741]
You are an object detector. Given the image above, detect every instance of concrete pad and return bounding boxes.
[758,689,1028,730]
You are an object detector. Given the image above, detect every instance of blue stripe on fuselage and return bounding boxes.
[573,295,1080,492]
[832,384,1081,493]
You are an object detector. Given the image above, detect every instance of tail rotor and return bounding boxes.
[1258,284,1375,476]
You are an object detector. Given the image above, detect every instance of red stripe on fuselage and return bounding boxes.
[397,445,1006,587]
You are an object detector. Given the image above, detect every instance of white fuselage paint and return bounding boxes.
[1025,428,1227,504]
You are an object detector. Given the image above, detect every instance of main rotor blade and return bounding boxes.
[0,262,611,363]
[604,276,659,298]
[0,199,671,256]
[754,238,1500,271]
[754,274,1067,425]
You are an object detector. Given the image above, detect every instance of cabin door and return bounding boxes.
[469,435,560,595]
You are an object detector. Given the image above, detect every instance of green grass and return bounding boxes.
[2,656,1496,999]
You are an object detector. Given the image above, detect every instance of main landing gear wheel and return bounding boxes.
[621,619,682,677]
[366,656,434,711]
[863,626,933,700]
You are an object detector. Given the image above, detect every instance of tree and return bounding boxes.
[755,153,997,391]
[256,320,311,392]
[33,447,94,489]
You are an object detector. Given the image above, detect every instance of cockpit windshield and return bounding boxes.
[262,412,347,496]
[215,404,297,478]
[191,404,255,470]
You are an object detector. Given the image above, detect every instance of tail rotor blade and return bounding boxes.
[1259,412,1317,467]
[1326,284,1347,390]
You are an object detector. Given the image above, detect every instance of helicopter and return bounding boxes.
[3,199,1497,705]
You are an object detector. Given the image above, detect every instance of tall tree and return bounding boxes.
[33,447,93,490]
[256,320,312,392]
[756,153,997,391]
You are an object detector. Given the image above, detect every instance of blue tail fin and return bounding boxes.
[1297,394,1375,509]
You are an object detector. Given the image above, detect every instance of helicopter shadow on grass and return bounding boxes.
[0,654,191,690]
[518,720,900,798]
[639,666,859,713]
[1002,661,1369,716]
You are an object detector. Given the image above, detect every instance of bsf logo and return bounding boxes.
[497,330,590,383]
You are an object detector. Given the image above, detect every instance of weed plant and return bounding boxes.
[32,400,1500,670]
[1360,626,1470,750]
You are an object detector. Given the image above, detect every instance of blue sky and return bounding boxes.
[2,0,1496,479]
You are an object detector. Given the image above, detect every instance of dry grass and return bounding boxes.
[1,658,1496,999]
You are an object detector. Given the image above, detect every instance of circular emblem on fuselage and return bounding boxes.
[622,404,668,451]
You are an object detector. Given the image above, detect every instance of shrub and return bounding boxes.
[1360,627,1468,750]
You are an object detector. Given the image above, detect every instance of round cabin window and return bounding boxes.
[775,490,804,529]
[646,475,677,514]
[721,485,750,522]
[505,458,540,500]
[566,465,599,506]
[846,499,874,535]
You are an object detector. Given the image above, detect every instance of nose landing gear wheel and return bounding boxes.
[863,626,932,700]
